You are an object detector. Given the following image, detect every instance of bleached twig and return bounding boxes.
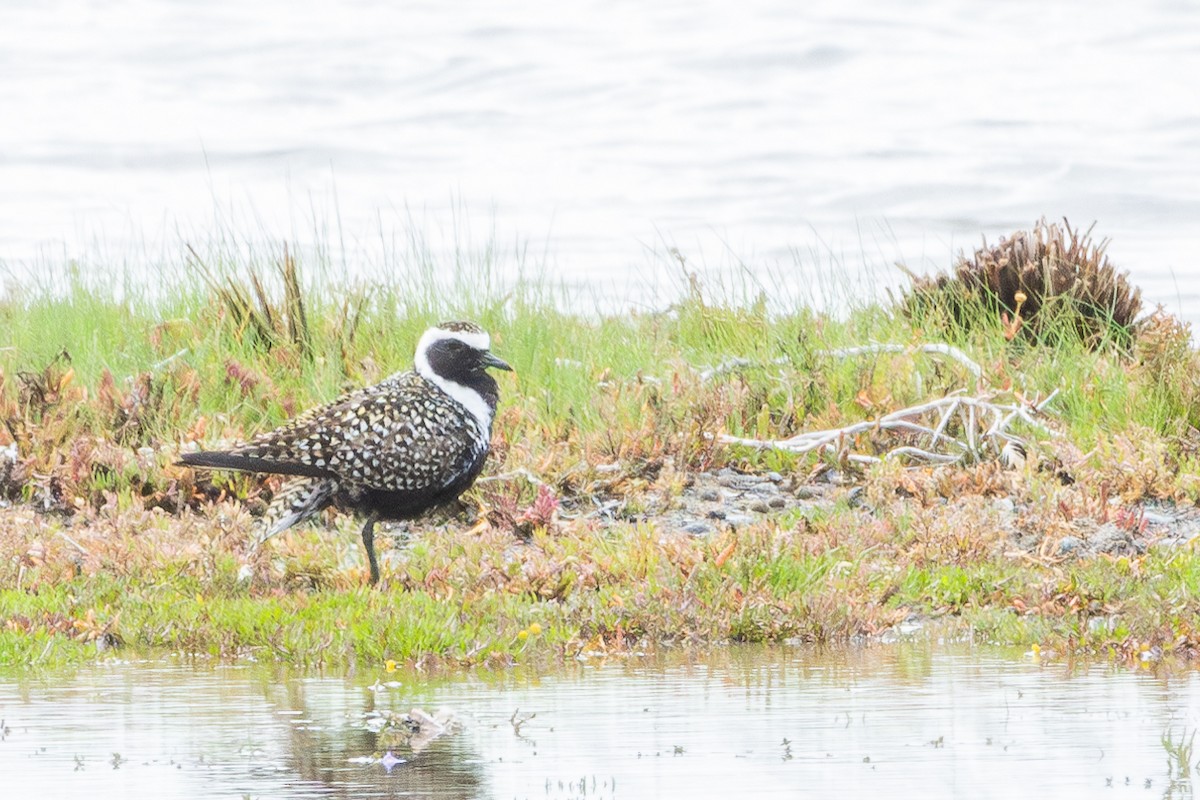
[699,356,788,382]
[817,343,982,390]
[698,343,981,387]
[150,348,189,372]
[931,397,961,445]
[476,468,550,488]
[846,447,965,466]
[719,390,1059,466]
[56,531,91,557]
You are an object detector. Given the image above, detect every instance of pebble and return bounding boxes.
[699,489,721,502]
[749,500,770,513]
[717,470,767,489]
[767,471,784,483]
[682,522,712,535]
[706,509,726,520]
[768,496,786,509]
[1058,536,1082,556]
[1089,524,1143,555]
[724,513,755,527]
[1140,507,1177,525]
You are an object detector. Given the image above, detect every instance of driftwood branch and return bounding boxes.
[699,356,788,382]
[476,468,550,488]
[720,392,1058,466]
[715,388,1056,462]
[699,342,983,389]
[705,341,1059,465]
[817,343,983,389]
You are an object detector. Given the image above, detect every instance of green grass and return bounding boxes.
[2,240,1192,469]
[5,503,1200,669]
[2,235,1200,669]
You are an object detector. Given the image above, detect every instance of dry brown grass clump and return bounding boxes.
[902,219,1143,346]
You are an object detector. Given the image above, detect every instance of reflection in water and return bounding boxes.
[1,642,1200,798]
[277,678,485,798]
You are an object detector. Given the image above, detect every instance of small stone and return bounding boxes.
[706,509,726,520]
[682,522,711,535]
[1140,507,1175,526]
[724,513,755,527]
[793,486,820,500]
[748,500,770,513]
[699,489,721,502]
[750,483,779,496]
[1058,536,1082,556]
[1089,524,1140,555]
[767,471,784,483]
[768,496,786,509]
[717,470,766,489]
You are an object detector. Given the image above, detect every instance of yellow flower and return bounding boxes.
[517,629,529,641]
[1014,291,1027,305]
[528,623,542,636]
[385,659,397,673]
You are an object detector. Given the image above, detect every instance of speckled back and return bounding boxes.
[231,371,488,493]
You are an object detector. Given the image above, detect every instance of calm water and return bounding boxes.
[2,643,1199,799]
[1,1,1199,316]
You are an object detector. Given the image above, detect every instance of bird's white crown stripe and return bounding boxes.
[424,328,490,351]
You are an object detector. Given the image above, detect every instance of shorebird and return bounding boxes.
[179,321,511,584]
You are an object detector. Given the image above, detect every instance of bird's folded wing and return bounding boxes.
[198,375,480,492]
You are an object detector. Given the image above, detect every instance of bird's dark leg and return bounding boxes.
[361,513,381,586]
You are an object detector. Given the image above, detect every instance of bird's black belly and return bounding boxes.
[339,450,488,521]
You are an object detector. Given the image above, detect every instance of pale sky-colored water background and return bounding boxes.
[1,0,1198,316]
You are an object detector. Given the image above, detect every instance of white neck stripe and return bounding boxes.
[421,372,492,434]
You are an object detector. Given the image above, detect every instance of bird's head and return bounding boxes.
[414,321,512,386]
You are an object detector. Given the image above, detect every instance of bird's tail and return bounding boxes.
[179,450,333,479]
[251,477,337,551]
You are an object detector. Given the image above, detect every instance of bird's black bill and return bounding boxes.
[481,351,513,372]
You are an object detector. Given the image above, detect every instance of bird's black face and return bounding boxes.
[424,337,512,385]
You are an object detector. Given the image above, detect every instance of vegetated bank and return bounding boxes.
[2,219,1200,671]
